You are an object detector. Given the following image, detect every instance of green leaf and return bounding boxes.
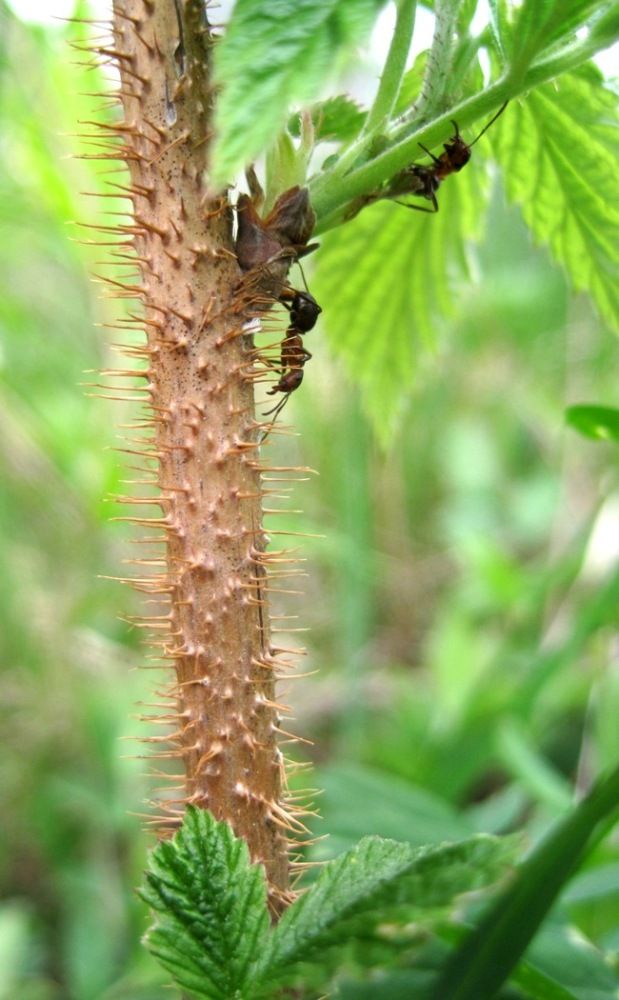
[256,834,514,990]
[211,0,386,187]
[140,807,270,1000]
[565,404,619,442]
[509,0,609,74]
[563,862,619,904]
[336,968,439,1000]
[312,158,486,444]
[524,922,619,1000]
[431,763,619,1000]
[315,763,474,858]
[492,69,619,333]
[288,95,367,144]
[496,720,573,813]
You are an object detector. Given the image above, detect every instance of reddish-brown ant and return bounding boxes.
[386,101,508,213]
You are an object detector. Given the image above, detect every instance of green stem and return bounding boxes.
[311,80,508,232]
[362,0,417,135]
[310,26,619,234]
[415,0,460,120]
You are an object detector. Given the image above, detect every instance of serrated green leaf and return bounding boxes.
[288,95,367,144]
[312,159,485,444]
[509,0,609,73]
[255,833,514,990]
[211,0,386,187]
[140,807,269,1000]
[492,70,619,333]
[565,404,619,442]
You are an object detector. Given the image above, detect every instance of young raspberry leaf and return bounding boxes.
[140,807,270,1000]
[211,0,387,188]
[253,834,515,993]
[313,162,485,445]
[492,67,619,333]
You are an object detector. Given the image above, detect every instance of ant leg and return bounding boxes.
[418,143,440,163]
[394,199,438,214]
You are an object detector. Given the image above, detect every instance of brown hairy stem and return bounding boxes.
[85,0,312,910]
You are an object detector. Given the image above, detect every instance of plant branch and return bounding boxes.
[415,0,460,121]
[310,23,619,233]
[362,0,417,135]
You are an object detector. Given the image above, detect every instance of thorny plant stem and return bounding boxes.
[362,0,417,136]
[102,0,310,913]
[310,22,618,233]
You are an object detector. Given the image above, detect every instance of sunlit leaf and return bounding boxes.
[509,0,609,72]
[492,68,619,332]
[288,95,367,144]
[211,0,386,186]
[313,161,485,444]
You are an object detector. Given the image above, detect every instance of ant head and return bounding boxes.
[290,290,321,332]
[444,121,471,170]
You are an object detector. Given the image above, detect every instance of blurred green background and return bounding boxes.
[1,5,619,999]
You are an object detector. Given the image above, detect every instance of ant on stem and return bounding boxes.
[261,271,322,434]
[385,101,508,213]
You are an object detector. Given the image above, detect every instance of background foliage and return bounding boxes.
[1,1,619,998]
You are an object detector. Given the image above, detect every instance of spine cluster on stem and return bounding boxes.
[83,0,313,913]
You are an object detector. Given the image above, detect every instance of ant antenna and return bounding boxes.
[263,393,290,419]
[296,258,310,293]
[468,100,508,148]
[260,394,291,442]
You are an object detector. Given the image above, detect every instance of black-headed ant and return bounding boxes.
[279,287,321,334]
[386,101,508,213]
[262,283,321,431]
